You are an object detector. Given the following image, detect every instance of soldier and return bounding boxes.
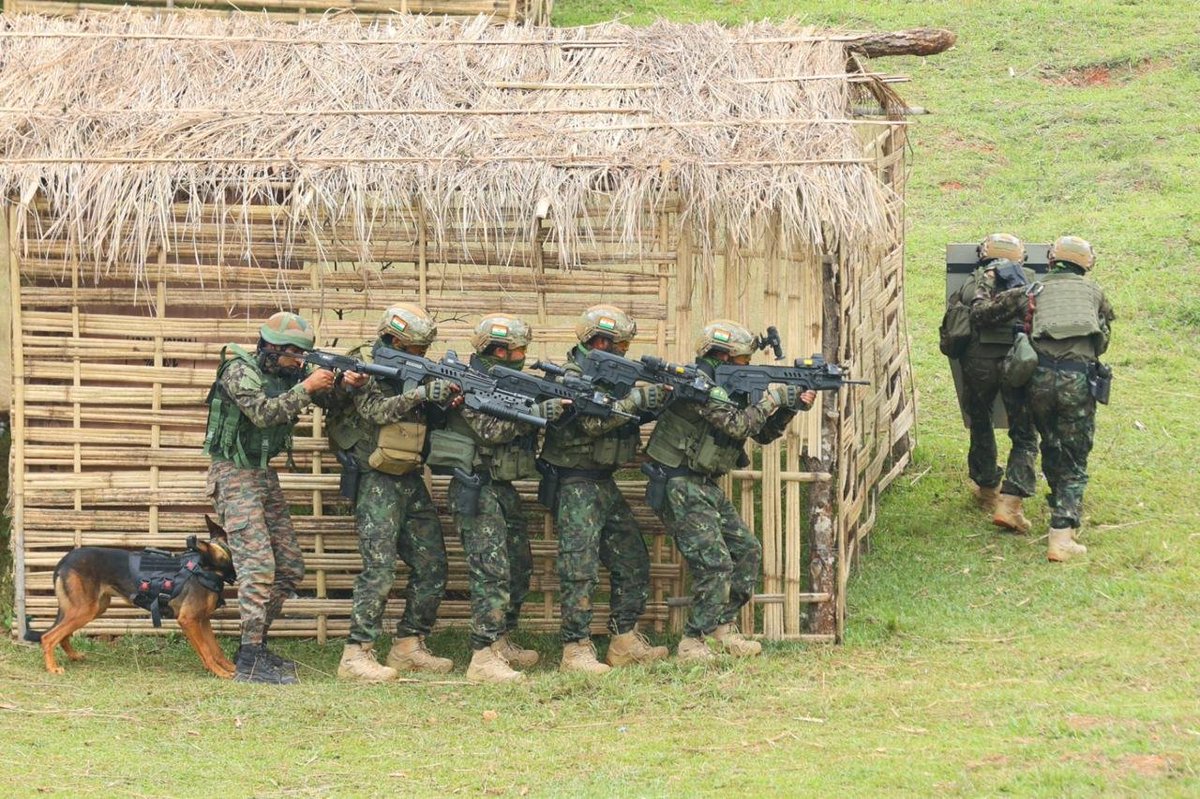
[203,311,336,684]
[959,233,1040,532]
[972,236,1115,561]
[539,305,670,674]
[643,320,815,661]
[325,304,462,683]
[427,314,570,683]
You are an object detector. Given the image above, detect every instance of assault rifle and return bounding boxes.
[490,363,633,421]
[303,348,547,428]
[577,348,714,405]
[714,355,870,404]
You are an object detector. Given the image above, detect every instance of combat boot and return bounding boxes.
[234,643,299,685]
[992,494,1032,535]
[559,639,611,675]
[386,635,453,674]
[675,636,716,662]
[713,623,763,657]
[260,634,298,678]
[973,484,1000,513]
[465,642,526,684]
[337,642,398,683]
[1047,527,1087,562]
[606,629,669,667]
[496,633,539,669]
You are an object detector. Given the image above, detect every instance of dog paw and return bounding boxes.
[67,652,86,662]
[48,665,65,675]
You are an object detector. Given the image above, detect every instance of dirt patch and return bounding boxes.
[1118,754,1173,778]
[1041,58,1171,87]
[966,754,1010,770]
[1066,715,1111,731]
[939,181,965,192]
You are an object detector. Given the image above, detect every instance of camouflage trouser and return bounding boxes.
[961,355,1039,496]
[1028,367,1096,528]
[349,469,447,644]
[207,460,305,646]
[661,476,762,638]
[554,477,651,643]
[449,477,532,651]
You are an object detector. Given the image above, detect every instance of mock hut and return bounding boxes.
[1,12,949,643]
[3,0,552,25]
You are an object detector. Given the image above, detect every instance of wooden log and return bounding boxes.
[846,28,957,58]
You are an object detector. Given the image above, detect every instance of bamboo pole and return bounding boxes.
[71,248,83,547]
[149,256,167,542]
[8,207,29,639]
[309,259,328,645]
[0,156,871,167]
[807,252,839,637]
[0,31,867,45]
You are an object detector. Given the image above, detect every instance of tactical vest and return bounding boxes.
[325,343,427,475]
[203,345,295,470]
[645,400,747,478]
[131,547,232,627]
[1031,273,1105,342]
[432,409,539,482]
[539,348,639,471]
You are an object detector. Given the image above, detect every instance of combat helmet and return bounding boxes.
[695,319,755,358]
[378,303,438,347]
[260,312,315,351]
[1048,235,1096,272]
[977,233,1026,265]
[575,304,637,346]
[470,313,533,354]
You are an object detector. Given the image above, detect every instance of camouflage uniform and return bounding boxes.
[541,347,651,644]
[973,269,1115,527]
[325,350,447,645]
[442,405,538,651]
[646,363,801,638]
[962,262,1039,497]
[204,355,311,646]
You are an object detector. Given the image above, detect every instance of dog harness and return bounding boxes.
[130,547,234,627]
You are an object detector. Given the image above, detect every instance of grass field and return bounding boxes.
[2,1,1199,796]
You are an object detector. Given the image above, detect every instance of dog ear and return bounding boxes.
[204,515,228,541]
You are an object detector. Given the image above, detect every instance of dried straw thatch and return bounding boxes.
[0,11,898,277]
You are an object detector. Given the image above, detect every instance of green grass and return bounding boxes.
[3,1,1200,795]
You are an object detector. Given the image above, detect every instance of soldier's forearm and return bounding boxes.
[232,384,310,428]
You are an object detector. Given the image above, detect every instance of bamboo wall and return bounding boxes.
[5,124,913,645]
[1,0,553,25]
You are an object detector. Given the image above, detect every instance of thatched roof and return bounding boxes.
[0,11,912,273]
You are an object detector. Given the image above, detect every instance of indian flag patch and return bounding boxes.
[490,323,510,338]
[388,316,408,333]
[713,329,731,343]
[598,317,616,331]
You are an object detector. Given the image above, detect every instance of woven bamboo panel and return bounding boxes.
[8,121,912,643]
[2,0,553,25]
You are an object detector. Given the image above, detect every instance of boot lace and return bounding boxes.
[630,631,656,653]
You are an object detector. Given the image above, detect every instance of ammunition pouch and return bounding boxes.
[367,419,426,476]
[1001,331,1038,388]
[427,428,478,475]
[691,430,745,476]
[451,468,485,518]
[536,459,560,511]
[1089,362,1113,405]
[487,434,538,482]
[335,450,360,501]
